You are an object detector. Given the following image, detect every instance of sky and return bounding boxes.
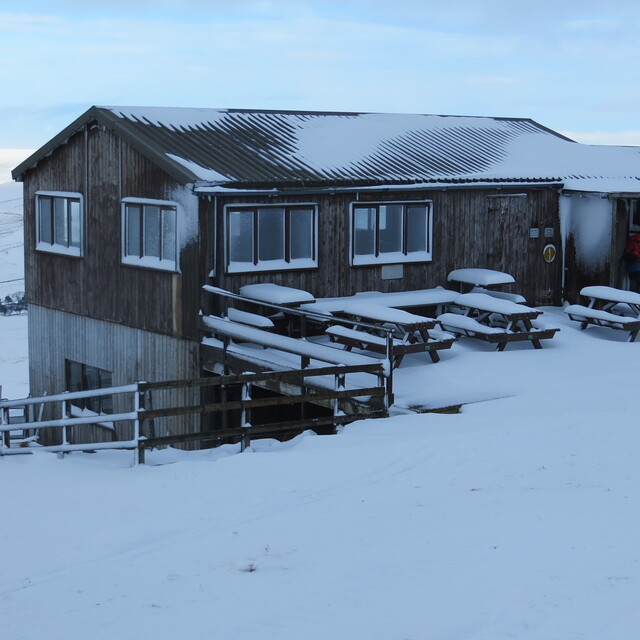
[1,0,640,181]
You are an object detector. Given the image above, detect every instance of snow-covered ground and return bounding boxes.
[2,180,640,639]
[0,181,24,298]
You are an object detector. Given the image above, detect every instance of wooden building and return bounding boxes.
[11,107,640,441]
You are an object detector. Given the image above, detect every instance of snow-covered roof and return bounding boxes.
[12,106,640,194]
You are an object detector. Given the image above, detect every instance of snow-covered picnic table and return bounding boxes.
[438,293,559,350]
[239,283,315,307]
[326,301,455,366]
[564,286,640,341]
[300,286,459,315]
[447,268,516,288]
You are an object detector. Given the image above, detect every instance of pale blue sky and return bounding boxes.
[2,0,640,180]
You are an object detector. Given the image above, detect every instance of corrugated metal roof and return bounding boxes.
[12,106,640,192]
[102,107,568,186]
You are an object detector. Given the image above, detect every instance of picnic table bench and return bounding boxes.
[326,302,455,367]
[438,293,559,350]
[564,286,640,342]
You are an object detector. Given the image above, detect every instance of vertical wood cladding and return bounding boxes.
[23,125,200,340]
[207,187,563,306]
[28,305,200,446]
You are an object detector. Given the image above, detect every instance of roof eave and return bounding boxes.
[11,106,200,184]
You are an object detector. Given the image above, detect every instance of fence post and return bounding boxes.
[61,395,69,447]
[134,384,142,466]
[334,371,346,418]
[240,381,251,452]
[1,394,8,451]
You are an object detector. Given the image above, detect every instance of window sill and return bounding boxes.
[352,252,432,266]
[36,242,82,258]
[122,255,179,273]
[226,259,317,274]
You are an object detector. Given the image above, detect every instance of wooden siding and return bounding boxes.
[203,187,563,307]
[28,304,201,446]
[563,196,624,304]
[22,125,200,340]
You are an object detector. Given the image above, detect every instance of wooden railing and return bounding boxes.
[1,363,388,464]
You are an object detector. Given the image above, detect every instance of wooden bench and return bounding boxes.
[326,325,454,367]
[564,304,640,342]
[437,312,559,351]
[202,315,386,370]
[226,308,275,330]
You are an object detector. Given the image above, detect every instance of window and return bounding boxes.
[226,204,317,273]
[351,201,432,265]
[122,199,178,271]
[36,192,83,256]
[65,360,113,415]
[619,198,640,231]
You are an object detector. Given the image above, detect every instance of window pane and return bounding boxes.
[126,206,141,256]
[354,207,375,256]
[67,361,83,393]
[99,370,113,413]
[39,197,53,244]
[84,366,101,413]
[54,197,69,247]
[407,206,428,253]
[378,204,402,254]
[69,200,81,248]
[143,206,161,258]
[161,208,177,263]
[229,210,253,263]
[290,208,313,260]
[258,208,284,261]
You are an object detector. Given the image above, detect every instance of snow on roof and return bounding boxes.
[97,107,572,186]
[14,106,640,194]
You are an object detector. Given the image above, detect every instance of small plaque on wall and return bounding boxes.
[381,264,403,280]
[529,228,540,238]
[544,227,554,238]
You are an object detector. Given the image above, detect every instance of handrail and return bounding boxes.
[1,360,390,462]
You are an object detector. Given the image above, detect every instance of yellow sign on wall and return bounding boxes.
[543,244,557,263]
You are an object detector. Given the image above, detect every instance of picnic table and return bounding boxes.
[326,301,455,366]
[564,286,640,342]
[239,283,315,307]
[448,269,527,303]
[438,292,559,350]
[300,287,459,316]
[447,268,515,289]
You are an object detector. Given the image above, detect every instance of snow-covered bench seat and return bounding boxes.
[564,304,640,342]
[325,324,455,367]
[437,313,559,350]
[226,308,275,329]
[469,286,527,304]
[202,315,386,370]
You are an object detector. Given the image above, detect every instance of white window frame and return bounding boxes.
[121,197,180,272]
[350,200,433,266]
[224,203,318,274]
[35,191,84,257]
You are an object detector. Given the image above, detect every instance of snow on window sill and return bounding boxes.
[122,255,179,273]
[352,251,432,266]
[36,242,82,258]
[69,405,115,431]
[226,258,317,274]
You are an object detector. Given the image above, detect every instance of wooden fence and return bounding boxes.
[1,363,388,464]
